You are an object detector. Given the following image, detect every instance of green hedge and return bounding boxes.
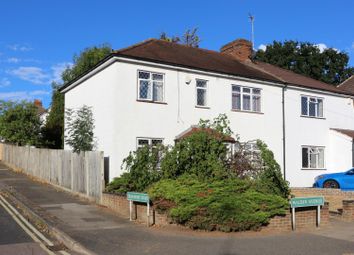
[148,175,288,232]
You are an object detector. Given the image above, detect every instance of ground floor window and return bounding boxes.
[302,146,325,169]
[137,137,163,149]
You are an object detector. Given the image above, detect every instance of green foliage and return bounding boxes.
[148,175,288,232]
[41,82,64,148]
[62,44,111,83]
[65,105,95,153]
[42,45,111,149]
[0,100,41,146]
[255,40,354,85]
[159,27,200,47]
[161,131,228,180]
[255,140,290,198]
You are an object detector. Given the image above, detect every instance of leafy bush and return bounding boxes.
[255,140,290,198]
[105,145,167,193]
[148,175,288,232]
[161,130,228,180]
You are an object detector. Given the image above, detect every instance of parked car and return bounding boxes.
[313,168,354,190]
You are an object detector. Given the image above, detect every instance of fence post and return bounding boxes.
[71,152,74,191]
[85,152,89,197]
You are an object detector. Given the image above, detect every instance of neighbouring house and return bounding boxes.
[33,99,48,125]
[338,75,354,94]
[59,38,354,187]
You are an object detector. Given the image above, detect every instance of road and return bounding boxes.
[0,198,49,255]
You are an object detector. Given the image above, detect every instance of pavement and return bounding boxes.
[1,161,354,255]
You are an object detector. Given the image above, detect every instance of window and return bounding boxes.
[138,71,164,102]
[301,95,323,118]
[196,79,208,107]
[137,138,163,149]
[232,85,261,112]
[302,146,325,169]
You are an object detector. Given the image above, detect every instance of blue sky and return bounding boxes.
[0,0,353,107]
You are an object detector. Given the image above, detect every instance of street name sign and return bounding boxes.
[127,192,150,226]
[290,196,324,208]
[290,196,325,230]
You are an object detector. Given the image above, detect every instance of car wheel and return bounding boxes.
[323,180,340,189]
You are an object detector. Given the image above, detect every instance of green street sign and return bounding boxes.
[127,192,149,203]
[290,196,324,208]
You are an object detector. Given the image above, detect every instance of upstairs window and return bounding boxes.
[301,95,323,118]
[196,79,208,107]
[138,71,164,102]
[232,85,261,112]
[302,146,325,169]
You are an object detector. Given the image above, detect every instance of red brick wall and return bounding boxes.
[342,200,354,222]
[265,203,329,231]
[101,193,329,231]
[291,188,354,212]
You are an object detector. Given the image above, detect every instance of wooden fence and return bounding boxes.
[0,143,104,202]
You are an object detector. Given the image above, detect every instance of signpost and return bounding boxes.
[127,192,150,226]
[290,196,324,230]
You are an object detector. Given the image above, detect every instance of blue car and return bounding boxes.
[313,168,354,190]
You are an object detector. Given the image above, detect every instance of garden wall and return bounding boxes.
[292,188,354,212]
[101,192,329,231]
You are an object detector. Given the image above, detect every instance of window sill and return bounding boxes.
[300,115,326,120]
[195,105,210,109]
[231,109,264,115]
[301,168,327,170]
[137,100,167,105]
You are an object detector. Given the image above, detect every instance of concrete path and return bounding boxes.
[1,162,354,255]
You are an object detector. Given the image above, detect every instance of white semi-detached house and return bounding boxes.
[59,38,354,187]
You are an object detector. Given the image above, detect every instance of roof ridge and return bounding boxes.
[115,38,157,53]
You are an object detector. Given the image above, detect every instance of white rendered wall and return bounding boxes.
[65,59,284,181]
[64,58,354,187]
[284,88,354,187]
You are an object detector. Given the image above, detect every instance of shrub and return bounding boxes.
[255,140,290,198]
[161,130,228,180]
[148,175,288,232]
[106,145,167,193]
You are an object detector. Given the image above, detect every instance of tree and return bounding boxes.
[0,101,41,146]
[159,28,200,47]
[255,40,354,85]
[65,105,95,153]
[44,44,111,149]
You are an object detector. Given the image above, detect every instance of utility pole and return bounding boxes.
[249,13,255,50]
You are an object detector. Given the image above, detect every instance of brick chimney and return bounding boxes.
[220,39,253,61]
[34,99,42,108]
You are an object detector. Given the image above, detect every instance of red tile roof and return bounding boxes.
[175,126,236,143]
[331,128,354,138]
[338,76,354,94]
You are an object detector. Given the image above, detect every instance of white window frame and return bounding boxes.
[302,146,325,169]
[136,137,164,149]
[301,95,324,118]
[231,85,262,112]
[195,79,208,107]
[137,70,165,102]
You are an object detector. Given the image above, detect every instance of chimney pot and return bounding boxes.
[220,39,253,61]
[34,99,42,107]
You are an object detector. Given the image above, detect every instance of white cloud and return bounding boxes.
[315,43,327,53]
[8,66,50,85]
[0,78,11,88]
[51,62,72,83]
[258,44,267,51]
[7,44,33,52]
[0,90,50,101]
[351,42,354,49]
[7,57,20,63]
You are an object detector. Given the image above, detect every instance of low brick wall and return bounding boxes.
[342,200,354,222]
[101,193,329,231]
[291,188,354,212]
[265,202,329,231]
[100,193,169,225]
